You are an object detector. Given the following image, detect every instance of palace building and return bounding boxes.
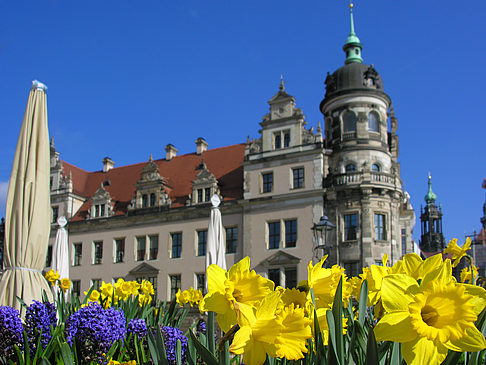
[46,6,415,300]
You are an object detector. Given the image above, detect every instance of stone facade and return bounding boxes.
[45,15,415,301]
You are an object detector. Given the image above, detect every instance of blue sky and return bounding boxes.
[0,1,485,242]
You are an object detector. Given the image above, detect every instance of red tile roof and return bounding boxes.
[62,144,246,222]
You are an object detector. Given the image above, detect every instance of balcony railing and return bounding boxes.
[325,171,400,188]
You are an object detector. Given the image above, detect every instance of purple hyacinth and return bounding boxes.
[65,302,126,362]
[24,300,57,353]
[127,318,148,338]
[161,326,188,365]
[0,306,23,359]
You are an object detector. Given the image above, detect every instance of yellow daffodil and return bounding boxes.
[58,278,71,292]
[313,307,348,345]
[374,270,486,365]
[115,279,133,300]
[200,257,274,332]
[177,287,203,307]
[45,269,60,286]
[229,292,311,365]
[281,288,307,309]
[140,280,154,296]
[461,264,479,284]
[138,293,152,307]
[444,238,471,267]
[83,289,101,303]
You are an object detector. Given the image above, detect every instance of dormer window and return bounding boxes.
[345,164,357,173]
[131,157,171,211]
[273,130,291,150]
[192,161,219,205]
[368,112,379,132]
[372,164,381,172]
[150,193,156,207]
[142,194,148,208]
[89,184,113,219]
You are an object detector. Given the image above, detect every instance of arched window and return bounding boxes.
[372,164,381,172]
[342,111,357,132]
[345,164,356,172]
[142,194,148,208]
[368,112,379,132]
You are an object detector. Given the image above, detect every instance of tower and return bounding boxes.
[419,174,445,253]
[320,3,411,270]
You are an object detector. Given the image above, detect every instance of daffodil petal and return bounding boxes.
[445,326,486,352]
[216,309,237,333]
[401,253,423,279]
[422,258,452,287]
[242,339,267,365]
[234,301,256,327]
[207,264,227,293]
[463,284,486,315]
[200,292,230,314]
[381,274,418,312]
[229,326,252,354]
[402,337,448,365]
[374,311,417,343]
[229,256,250,278]
[255,291,281,320]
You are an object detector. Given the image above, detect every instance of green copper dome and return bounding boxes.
[425,174,437,204]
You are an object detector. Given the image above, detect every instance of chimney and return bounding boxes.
[102,157,115,172]
[165,144,178,161]
[195,137,208,155]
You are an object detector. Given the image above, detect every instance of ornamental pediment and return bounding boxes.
[128,262,160,275]
[259,251,301,267]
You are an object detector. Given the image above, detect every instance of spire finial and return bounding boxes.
[149,154,153,162]
[279,75,285,91]
[343,1,363,64]
[425,173,437,205]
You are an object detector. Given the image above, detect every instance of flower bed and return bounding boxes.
[0,238,484,365]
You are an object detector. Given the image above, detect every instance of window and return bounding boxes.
[93,241,103,264]
[171,232,182,258]
[136,236,146,261]
[197,189,203,203]
[225,227,238,254]
[149,235,158,260]
[73,243,82,266]
[52,206,59,223]
[205,188,211,202]
[268,269,280,287]
[45,245,53,267]
[292,168,304,189]
[401,228,407,255]
[274,133,282,149]
[273,130,291,150]
[368,112,379,132]
[72,280,81,297]
[285,268,297,288]
[100,204,105,217]
[91,279,102,291]
[268,221,281,249]
[262,172,273,193]
[343,111,357,132]
[150,193,156,207]
[344,214,358,241]
[142,194,148,208]
[285,219,297,247]
[114,238,125,263]
[283,132,290,148]
[197,230,207,256]
[372,164,381,172]
[196,273,205,294]
[94,204,99,217]
[169,274,181,300]
[345,164,356,172]
[375,214,386,240]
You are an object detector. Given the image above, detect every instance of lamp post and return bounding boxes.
[312,214,336,264]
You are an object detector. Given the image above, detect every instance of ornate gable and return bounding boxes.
[190,161,219,205]
[88,183,113,219]
[130,156,171,210]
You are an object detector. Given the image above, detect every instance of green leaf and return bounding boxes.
[327,309,340,365]
[331,276,344,363]
[310,289,326,364]
[187,333,197,365]
[176,339,182,365]
[441,350,462,365]
[364,327,379,365]
[58,341,74,365]
[188,329,219,365]
[389,342,401,365]
[218,340,230,365]
[359,280,368,326]
[148,328,169,365]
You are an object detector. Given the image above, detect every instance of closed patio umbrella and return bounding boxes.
[52,216,69,294]
[0,80,53,311]
[205,194,227,271]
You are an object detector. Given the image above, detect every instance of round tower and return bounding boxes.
[320,3,408,269]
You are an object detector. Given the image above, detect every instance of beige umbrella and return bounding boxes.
[0,80,53,311]
[205,194,227,271]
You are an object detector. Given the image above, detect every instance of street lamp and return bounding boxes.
[312,214,336,263]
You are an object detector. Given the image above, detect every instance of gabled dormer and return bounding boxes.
[130,156,171,210]
[89,183,113,219]
[191,161,219,204]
